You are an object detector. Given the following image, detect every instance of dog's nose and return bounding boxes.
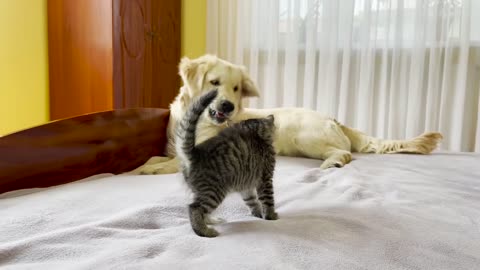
[219,100,234,113]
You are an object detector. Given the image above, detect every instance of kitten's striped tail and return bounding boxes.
[176,89,218,162]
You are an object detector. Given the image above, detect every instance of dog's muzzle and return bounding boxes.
[208,100,235,124]
[208,108,229,124]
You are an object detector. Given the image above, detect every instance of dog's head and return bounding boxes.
[178,55,259,125]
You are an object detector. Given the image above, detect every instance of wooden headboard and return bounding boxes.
[0,108,169,194]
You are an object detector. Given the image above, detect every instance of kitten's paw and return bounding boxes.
[205,216,226,224]
[265,211,279,220]
[251,208,263,219]
[140,163,179,175]
[199,228,219,238]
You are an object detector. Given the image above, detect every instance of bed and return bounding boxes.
[1,109,479,270]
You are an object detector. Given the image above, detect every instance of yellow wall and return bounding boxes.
[181,0,207,58]
[0,0,203,135]
[0,0,49,136]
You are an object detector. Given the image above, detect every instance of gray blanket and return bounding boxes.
[1,153,479,269]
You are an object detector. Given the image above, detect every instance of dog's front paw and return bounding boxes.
[140,163,179,175]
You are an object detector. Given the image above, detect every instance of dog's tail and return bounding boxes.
[175,89,218,163]
[337,121,443,154]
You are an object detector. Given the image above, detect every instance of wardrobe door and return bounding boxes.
[113,0,152,109]
[113,0,180,109]
[48,0,114,120]
[150,0,181,109]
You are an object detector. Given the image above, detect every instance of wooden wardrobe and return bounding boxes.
[47,0,180,120]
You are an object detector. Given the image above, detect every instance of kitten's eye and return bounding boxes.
[210,80,220,86]
[233,86,238,92]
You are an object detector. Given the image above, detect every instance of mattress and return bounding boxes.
[1,153,479,269]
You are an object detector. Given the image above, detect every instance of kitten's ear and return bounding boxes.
[266,114,274,122]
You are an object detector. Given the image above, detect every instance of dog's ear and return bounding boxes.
[240,66,260,97]
[179,57,198,84]
[179,56,214,95]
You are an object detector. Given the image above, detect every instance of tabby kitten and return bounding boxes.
[176,89,278,238]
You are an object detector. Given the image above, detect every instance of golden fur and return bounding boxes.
[140,55,443,175]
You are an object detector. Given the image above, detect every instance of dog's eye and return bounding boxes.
[233,86,238,92]
[210,80,220,86]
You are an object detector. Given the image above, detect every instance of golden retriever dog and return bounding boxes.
[140,54,443,175]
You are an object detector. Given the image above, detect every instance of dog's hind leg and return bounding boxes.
[300,144,352,169]
[295,136,353,169]
[294,121,353,169]
[318,148,353,169]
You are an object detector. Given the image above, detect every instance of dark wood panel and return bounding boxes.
[113,0,152,109]
[113,0,180,109]
[47,0,114,120]
[151,0,181,109]
[0,108,169,194]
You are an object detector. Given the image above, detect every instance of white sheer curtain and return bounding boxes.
[206,0,480,152]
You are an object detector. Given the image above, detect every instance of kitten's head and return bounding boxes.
[241,115,275,141]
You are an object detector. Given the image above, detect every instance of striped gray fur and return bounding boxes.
[175,89,278,238]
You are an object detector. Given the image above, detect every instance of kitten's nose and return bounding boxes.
[219,100,234,113]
